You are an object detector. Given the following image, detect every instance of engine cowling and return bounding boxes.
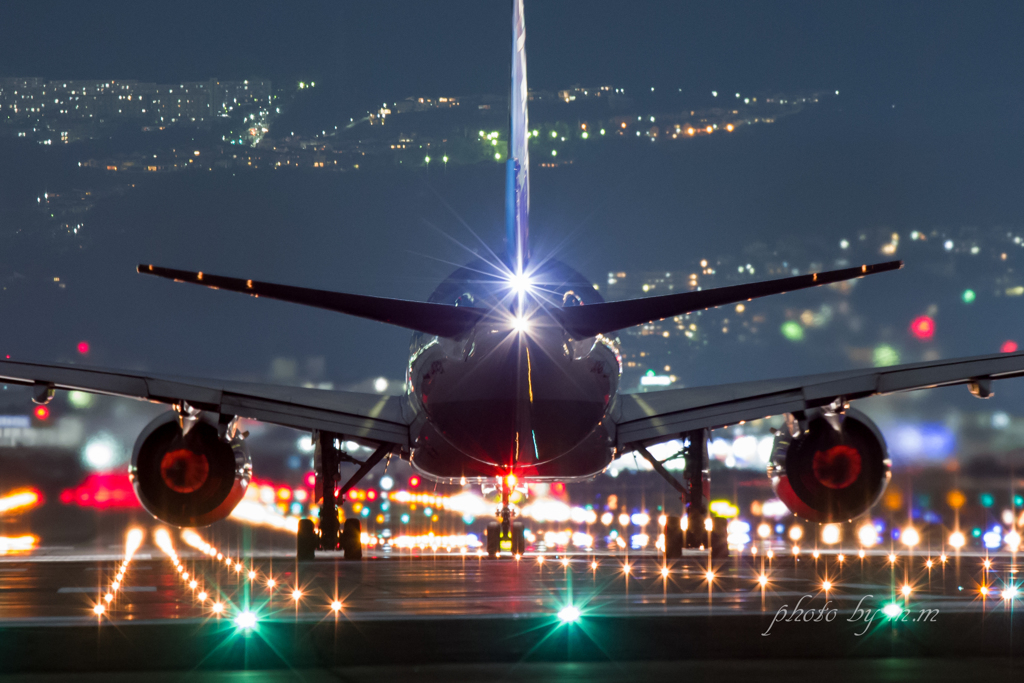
[129,412,252,527]
[768,408,891,523]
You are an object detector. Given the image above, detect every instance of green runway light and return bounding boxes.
[780,321,804,342]
[962,289,976,304]
[882,604,903,619]
[980,493,994,508]
[873,344,900,367]
[557,605,581,623]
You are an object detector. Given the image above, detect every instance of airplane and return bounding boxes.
[4,0,1024,561]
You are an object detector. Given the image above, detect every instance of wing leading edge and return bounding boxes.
[0,359,411,446]
[613,350,1024,448]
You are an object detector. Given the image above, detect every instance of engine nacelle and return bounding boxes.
[129,412,252,527]
[768,408,890,523]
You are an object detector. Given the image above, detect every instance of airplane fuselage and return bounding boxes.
[403,258,621,482]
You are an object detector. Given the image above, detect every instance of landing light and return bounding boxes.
[512,316,530,333]
[509,271,532,295]
[882,604,903,619]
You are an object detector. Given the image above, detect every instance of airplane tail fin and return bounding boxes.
[505,0,530,275]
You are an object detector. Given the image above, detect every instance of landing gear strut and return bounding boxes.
[637,429,728,560]
[297,431,390,562]
[486,476,524,557]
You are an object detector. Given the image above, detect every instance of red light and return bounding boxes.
[409,476,420,488]
[305,472,316,488]
[33,405,49,420]
[60,474,140,510]
[1002,340,1018,354]
[910,315,935,340]
[77,341,90,355]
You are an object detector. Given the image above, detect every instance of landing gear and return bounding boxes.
[486,475,521,558]
[638,428,729,560]
[298,431,390,561]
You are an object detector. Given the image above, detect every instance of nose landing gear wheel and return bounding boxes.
[511,521,525,556]
[297,519,317,561]
[486,522,500,557]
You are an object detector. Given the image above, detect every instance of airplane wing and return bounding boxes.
[0,359,411,446]
[612,350,1024,448]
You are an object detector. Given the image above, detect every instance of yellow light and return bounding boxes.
[704,518,713,531]
[705,125,713,134]
[788,525,803,542]
[198,591,208,602]
[112,581,120,590]
[212,601,224,613]
[515,554,521,561]
[757,523,771,539]
[537,556,545,564]
[858,549,866,559]
[330,600,342,612]
[949,531,966,549]
[561,557,570,567]
[623,564,631,574]
[93,603,105,616]
[104,593,113,603]
[726,123,735,132]
[181,571,189,580]
[901,527,920,547]
[821,524,841,545]
[823,581,832,591]
[266,579,276,589]
[940,554,948,563]
[837,554,845,563]
[901,584,912,597]
[705,570,714,582]
[1005,530,1022,551]
[854,525,876,548]
[591,561,598,570]
[926,560,933,569]
[661,566,670,578]
[506,474,517,488]
[792,545,801,555]
[189,580,198,589]
[980,586,989,596]
[767,549,774,559]
[234,563,242,572]
[812,550,820,559]
[983,559,992,570]
[248,570,256,580]
[292,589,302,601]
[0,489,41,514]
[758,574,768,587]
[888,553,897,563]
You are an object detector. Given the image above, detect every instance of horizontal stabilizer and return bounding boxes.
[549,261,903,338]
[138,265,484,339]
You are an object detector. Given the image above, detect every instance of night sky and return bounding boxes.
[2,0,1024,404]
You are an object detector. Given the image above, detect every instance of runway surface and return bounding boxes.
[3,533,1024,674]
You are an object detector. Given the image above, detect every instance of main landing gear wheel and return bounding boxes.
[297,518,317,561]
[664,515,683,560]
[486,522,500,557]
[342,518,363,560]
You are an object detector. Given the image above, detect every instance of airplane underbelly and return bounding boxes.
[407,331,618,480]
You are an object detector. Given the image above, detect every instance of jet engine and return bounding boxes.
[768,408,890,523]
[129,411,252,527]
